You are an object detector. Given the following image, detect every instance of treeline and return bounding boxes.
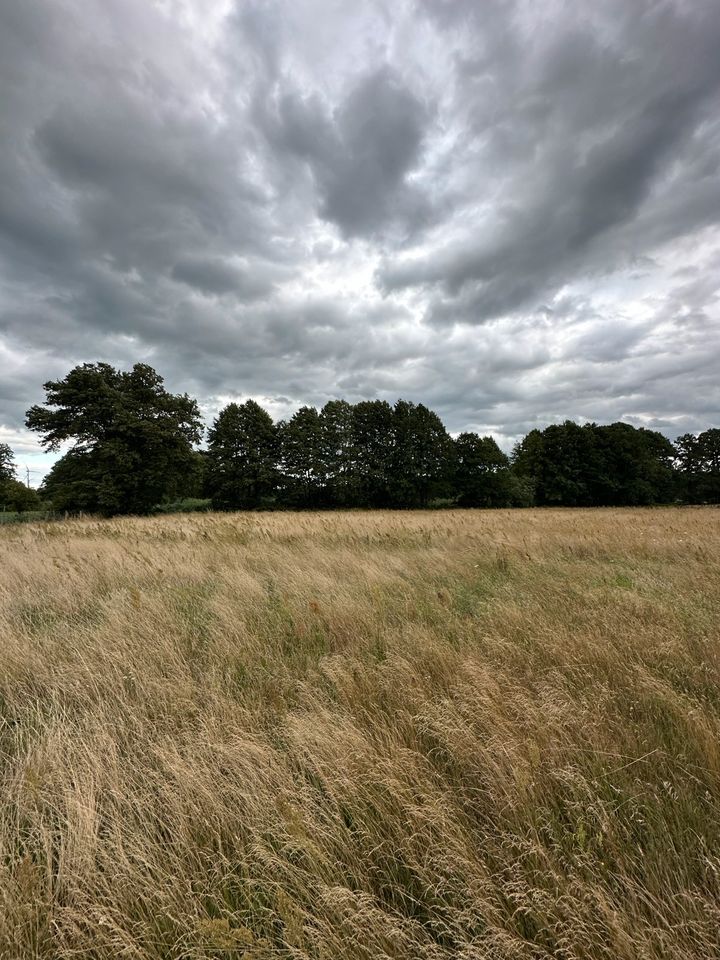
[204,398,519,510]
[205,404,719,509]
[0,444,42,512]
[2,361,717,516]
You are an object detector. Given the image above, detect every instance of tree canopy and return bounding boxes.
[278,406,324,508]
[676,429,720,504]
[0,443,41,512]
[27,363,202,515]
[0,443,14,485]
[206,400,279,509]
[18,361,719,515]
[455,433,512,507]
[512,421,677,507]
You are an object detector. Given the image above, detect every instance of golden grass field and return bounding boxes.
[1,507,719,959]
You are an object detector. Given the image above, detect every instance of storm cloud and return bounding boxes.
[0,0,718,481]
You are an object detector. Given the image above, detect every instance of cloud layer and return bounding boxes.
[1,0,719,480]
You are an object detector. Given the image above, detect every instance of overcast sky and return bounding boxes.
[1,0,719,482]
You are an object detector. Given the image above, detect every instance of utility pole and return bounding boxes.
[25,465,30,489]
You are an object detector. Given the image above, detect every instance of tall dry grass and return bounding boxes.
[0,507,719,959]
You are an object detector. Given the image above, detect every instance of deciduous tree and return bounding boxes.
[455,433,512,506]
[318,400,357,506]
[351,400,394,507]
[27,363,202,515]
[278,406,323,507]
[0,443,14,484]
[206,401,279,509]
[388,400,454,507]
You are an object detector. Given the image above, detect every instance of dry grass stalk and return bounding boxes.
[1,507,719,958]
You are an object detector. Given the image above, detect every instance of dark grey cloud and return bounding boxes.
[0,0,718,480]
[317,69,430,238]
[379,0,720,324]
[257,66,432,238]
[171,257,280,299]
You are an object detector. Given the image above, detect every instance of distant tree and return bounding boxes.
[1,478,40,512]
[697,428,720,503]
[26,363,202,515]
[539,422,597,506]
[676,433,701,502]
[318,400,357,506]
[40,448,101,513]
[511,429,543,505]
[511,422,576,506]
[0,442,14,484]
[351,400,395,507]
[676,429,720,503]
[594,423,675,505]
[186,450,208,500]
[513,420,676,506]
[278,406,323,507]
[454,433,512,506]
[388,400,455,507]
[636,427,677,503]
[700,428,720,471]
[504,473,537,508]
[206,401,279,509]
[0,442,15,507]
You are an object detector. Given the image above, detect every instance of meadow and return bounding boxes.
[1,507,719,959]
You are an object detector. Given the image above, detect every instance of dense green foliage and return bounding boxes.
[455,433,513,507]
[206,401,279,509]
[19,363,720,514]
[0,443,13,485]
[676,428,720,503]
[26,363,202,515]
[512,420,677,506]
[0,443,41,513]
[278,405,325,508]
[0,480,41,513]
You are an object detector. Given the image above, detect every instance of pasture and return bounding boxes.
[1,508,719,958]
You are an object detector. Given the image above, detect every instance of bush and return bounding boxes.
[152,498,213,515]
[0,479,41,513]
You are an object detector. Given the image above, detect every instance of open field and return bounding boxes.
[1,508,719,959]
